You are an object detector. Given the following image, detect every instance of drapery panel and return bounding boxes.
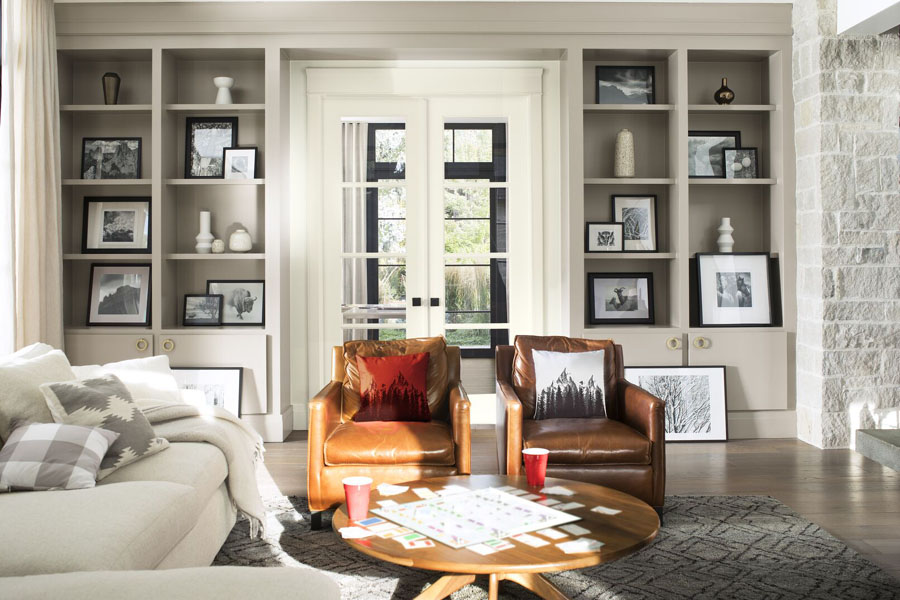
[342,121,368,341]
[0,0,64,352]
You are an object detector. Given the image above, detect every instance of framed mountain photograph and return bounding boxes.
[81,137,142,180]
[595,66,655,104]
[588,272,654,325]
[86,263,151,326]
[81,197,150,253]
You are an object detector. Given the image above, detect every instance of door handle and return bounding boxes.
[412,298,422,307]
[692,337,710,350]
[666,336,681,350]
[135,338,149,352]
[162,338,176,353]
[430,298,440,307]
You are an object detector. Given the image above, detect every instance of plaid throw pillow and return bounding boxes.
[0,422,119,492]
[40,374,169,479]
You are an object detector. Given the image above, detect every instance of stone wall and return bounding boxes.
[793,0,900,448]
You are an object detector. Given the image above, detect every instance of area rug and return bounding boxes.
[213,495,900,599]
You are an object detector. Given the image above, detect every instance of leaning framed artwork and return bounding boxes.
[724,147,759,179]
[595,66,655,104]
[183,294,224,327]
[612,195,657,252]
[81,197,150,253]
[222,147,258,179]
[696,252,773,326]
[587,272,654,325]
[185,117,238,178]
[171,367,243,417]
[81,137,142,180]
[585,222,624,252]
[688,131,741,178]
[86,263,151,326]
[624,366,727,442]
[207,280,265,326]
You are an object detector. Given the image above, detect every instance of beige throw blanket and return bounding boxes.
[136,398,266,538]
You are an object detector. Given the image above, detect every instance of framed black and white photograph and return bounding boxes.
[612,195,657,252]
[697,252,773,326]
[585,222,624,253]
[81,197,150,253]
[223,147,258,180]
[624,366,727,442]
[171,367,243,417]
[87,263,151,326]
[724,147,758,179]
[183,294,224,326]
[81,137,142,180]
[185,117,238,178]
[688,131,741,178]
[206,280,264,326]
[588,272,654,325]
[595,66,655,104]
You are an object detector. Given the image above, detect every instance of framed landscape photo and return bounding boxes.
[207,280,264,326]
[585,222,624,253]
[185,117,238,178]
[183,294,224,326]
[81,197,150,254]
[87,263,151,326]
[588,272,654,325]
[223,147,258,180]
[171,367,243,417]
[624,366,727,442]
[697,252,773,326]
[724,147,758,179]
[81,137,142,180]
[612,195,657,252]
[595,66,655,104]
[688,131,741,178]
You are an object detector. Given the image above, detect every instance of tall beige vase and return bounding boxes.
[614,128,635,178]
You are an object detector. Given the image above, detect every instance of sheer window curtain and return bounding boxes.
[0,0,64,353]
[342,122,368,341]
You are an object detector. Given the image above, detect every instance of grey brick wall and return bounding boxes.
[793,0,900,448]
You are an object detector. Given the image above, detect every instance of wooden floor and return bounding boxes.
[262,431,900,580]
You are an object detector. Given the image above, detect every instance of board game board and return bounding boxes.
[371,488,581,549]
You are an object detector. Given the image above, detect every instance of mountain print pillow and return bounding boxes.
[532,350,606,420]
[354,353,430,422]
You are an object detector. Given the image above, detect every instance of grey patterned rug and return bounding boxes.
[214,495,900,599]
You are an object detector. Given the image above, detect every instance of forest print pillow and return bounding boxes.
[532,350,606,420]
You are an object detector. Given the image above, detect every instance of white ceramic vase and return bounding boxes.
[195,211,214,254]
[229,228,252,252]
[214,77,234,105]
[717,217,735,253]
[211,239,226,254]
[614,128,635,178]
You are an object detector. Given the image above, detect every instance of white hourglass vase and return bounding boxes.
[213,77,234,105]
[195,211,214,254]
[717,217,735,253]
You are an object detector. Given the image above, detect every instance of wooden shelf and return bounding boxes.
[64,253,152,261]
[64,327,151,334]
[165,253,265,260]
[158,327,266,335]
[63,179,151,186]
[61,104,152,114]
[584,252,676,260]
[584,104,675,113]
[688,104,776,113]
[585,178,675,185]
[689,178,776,185]
[165,103,265,112]
[165,178,265,186]
[582,325,681,333]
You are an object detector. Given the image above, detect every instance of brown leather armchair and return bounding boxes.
[496,335,665,516]
[307,337,471,528]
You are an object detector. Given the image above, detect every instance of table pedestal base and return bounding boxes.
[416,572,568,600]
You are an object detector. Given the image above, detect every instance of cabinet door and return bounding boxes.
[157,334,267,415]
[688,330,788,410]
[587,331,685,367]
[65,333,153,366]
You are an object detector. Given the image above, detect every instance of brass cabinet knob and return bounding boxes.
[135,338,149,352]
[666,336,682,350]
[162,339,175,352]
[692,336,710,350]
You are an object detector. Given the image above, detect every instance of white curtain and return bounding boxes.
[0,0,64,353]
[341,122,368,340]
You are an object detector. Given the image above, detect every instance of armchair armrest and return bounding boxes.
[496,381,524,475]
[617,379,665,442]
[307,381,342,507]
[449,383,471,475]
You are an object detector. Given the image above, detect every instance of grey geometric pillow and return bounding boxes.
[0,422,119,492]
[40,374,168,479]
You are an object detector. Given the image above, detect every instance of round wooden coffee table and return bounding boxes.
[332,474,659,600]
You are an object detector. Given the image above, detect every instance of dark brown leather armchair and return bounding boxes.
[307,337,471,528]
[496,335,665,516]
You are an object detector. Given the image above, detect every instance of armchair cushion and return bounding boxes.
[532,349,607,419]
[324,420,455,466]
[354,353,430,422]
[522,418,651,465]
[512,336,619,420]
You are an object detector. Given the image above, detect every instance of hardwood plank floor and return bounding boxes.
[262,431,900,580]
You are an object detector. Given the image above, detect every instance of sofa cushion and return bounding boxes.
[513,336,618,420]
[324,420,455,466]
[0,481,201,576]
[522,418,651,465]
[0,350,77,443]
[71,355,181,404]
[341,337,448,421]
[354,353,431,422]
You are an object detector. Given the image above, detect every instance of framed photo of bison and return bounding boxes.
[206,280,264,326]
[171,367,243,417]
[588,272,654,325]
[87,263,151,326]
[696,253,772,327]
[585,222,624,253]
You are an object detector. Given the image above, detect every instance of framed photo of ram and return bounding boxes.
[587,272,654,325]
[171,367,243,417]
[206,280,264,326]
[697,253,773,327]
[612,195,657,252]
[625,366,727,442]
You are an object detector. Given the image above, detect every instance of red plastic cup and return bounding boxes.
[522,448,550,488]
[342,476,373,521]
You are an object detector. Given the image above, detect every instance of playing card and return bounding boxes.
[560,524,591,536]
[396,532,426,544]
[378,527,412,539]
[511,533,550,548]
[521,493,540,500]
[437,485,469,496]
[377,500,399,508]
[376,483,409,497]
[556,502,585,511]
[403,538,436,549]
[537,528,568,540]
[357,517,387,528]
[540,486,575,496]
[412,487,438,499]
[505,489,528,496]
[339,526,375,539]
[537,498,560,506]
[591,505,622,516]
[557,538,604,554]
[368,522,403,534]
[495,485,517,493]
[467,543,497,555]
[484,538,515,551]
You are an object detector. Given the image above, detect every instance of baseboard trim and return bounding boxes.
[243,406,294,442]
[727,410,796,439]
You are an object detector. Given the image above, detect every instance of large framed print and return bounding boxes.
[81,137,142,180]
[624,366,728,442]
[87,263,151,326]
[697,252,773,326]
[206,280,264,326]
[612,195,657,252]
[585,222,624,252]
[81,197,150,253]
[171,367,243,417]
[588,272,654,325]
[688,131,741,178]
[595,66,655,105]
[185,117,238,178]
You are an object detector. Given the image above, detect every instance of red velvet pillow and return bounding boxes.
[353,353,431,422]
